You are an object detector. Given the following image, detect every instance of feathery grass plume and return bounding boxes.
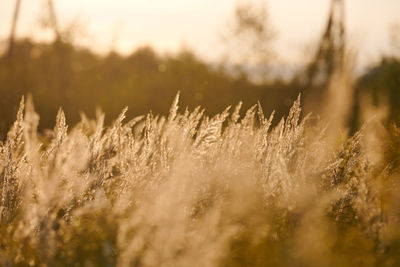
[46,108,68,161]
[1,97,25,223]
[168,91,180,122]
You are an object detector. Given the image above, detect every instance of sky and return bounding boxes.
[1,0,399,69]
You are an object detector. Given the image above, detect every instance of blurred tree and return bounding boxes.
[354,57,400,123]
[390,23,400,56]
[301,0,346,112]
[222,1,276,83]
[47,0,61,41]
[5,0,22,59]
[349,25,400,130]
[37,0,61,41]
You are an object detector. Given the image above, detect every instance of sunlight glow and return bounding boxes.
[1,0,399,67]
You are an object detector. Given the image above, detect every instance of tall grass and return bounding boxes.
[0,90,399,266]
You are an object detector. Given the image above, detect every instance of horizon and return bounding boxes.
[1,0,399,71]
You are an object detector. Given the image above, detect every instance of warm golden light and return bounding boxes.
[1,1,400,266]
[1,0,399,66]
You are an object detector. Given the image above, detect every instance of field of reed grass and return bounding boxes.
[1,91,400,266]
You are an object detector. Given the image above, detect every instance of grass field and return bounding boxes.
[1,92,400,266]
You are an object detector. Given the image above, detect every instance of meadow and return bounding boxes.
[1,86,399,266]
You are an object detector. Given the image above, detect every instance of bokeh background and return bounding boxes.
[1,0,399,138]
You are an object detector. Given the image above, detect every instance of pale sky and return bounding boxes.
[1,0,399,68]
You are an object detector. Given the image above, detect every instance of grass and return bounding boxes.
[0,92,400,266]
